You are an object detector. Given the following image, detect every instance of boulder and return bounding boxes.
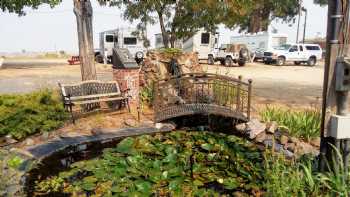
[295,141,319,156]
[24,138,34,146]
[279,135,289,145]
[235,123,247,134]
[310,137,321,147]
[266,121,278,134]
[5,135,17,144]
[284,143,296,152]
[246,119,266,139]
[255,132,267,143]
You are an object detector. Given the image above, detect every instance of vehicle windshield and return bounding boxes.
[274,44,291,50]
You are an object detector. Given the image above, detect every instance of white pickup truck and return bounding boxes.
[263,44,322,66]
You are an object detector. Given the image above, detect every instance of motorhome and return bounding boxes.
[95,28,146,64]
[182,30,218,60]
[230,32,288,60]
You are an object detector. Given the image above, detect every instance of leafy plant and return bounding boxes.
[260,106,321,141]
[7,156,23,169]
[140,83,154,108]
[35,131,265,196]
[0,89,69,140]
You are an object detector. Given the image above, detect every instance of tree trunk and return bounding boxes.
[73,0,96,81]
[158,11,169,48]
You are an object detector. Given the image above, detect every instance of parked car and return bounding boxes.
[263,44,322,66]
[208,44,249,66]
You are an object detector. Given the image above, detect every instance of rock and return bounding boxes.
[310,137,321,147]
[266,121,278,134]
[255,132,267,143]
[289,137,299,143]
[40,132,50,141]
[279,135,289,145]
[235,123,247,134]
[285,143,296,152]
[140,120,154,127]
[282,149,294,158]
[24,138,34,146]
[295,141,319,156]
[124,119,138,127]
[5,135,17,144]
[155,122,176,131]
[246,119,266,139]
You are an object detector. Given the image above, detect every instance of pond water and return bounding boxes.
[33,131,265,196]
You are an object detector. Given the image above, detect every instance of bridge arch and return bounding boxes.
[153,73,253,123]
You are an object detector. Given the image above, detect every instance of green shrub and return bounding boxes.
[0,90,68,140]
[260,106,321,141]
[159,48,183,57]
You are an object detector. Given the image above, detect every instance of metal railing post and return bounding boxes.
[236,76,242,111]
[247,79,253,120]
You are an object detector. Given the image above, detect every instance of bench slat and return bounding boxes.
[73,97,126,105]
[66,92,122,101]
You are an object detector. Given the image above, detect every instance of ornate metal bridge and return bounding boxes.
[154,73,252,123]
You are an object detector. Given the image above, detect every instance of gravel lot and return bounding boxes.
[0,59,324,108]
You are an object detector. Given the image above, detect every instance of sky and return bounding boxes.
[0,0,328,53]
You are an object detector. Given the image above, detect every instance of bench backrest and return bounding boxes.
[59,80,121,98]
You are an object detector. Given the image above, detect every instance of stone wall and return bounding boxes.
[140,50,202,87]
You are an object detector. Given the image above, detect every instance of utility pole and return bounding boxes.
[296,3,301,43]
[320,0,350,172]
[302,7,307,43]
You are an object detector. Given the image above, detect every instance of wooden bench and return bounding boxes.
[58,80,130,123]
[67,56,80,65]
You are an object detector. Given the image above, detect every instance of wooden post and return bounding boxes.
[73,0,97,81]
[320,0,350,171]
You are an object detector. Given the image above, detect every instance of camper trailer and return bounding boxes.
[182,30,218,60]
[95,28,146,64]
[154,33,183,49]
[230,32,288,60]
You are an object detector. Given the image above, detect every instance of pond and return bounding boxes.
[33,131,265,196]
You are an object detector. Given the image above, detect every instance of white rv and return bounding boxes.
[230,32,287,60]
[154,33,183,49]
[95,28,146,64]
[182,30,218,60]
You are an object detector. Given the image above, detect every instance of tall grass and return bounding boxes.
[0,90,68,140]
[260,106,321,141]
[264,147,350,196]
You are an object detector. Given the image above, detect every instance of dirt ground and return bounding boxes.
[0,59,324,109]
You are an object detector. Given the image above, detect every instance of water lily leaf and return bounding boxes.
[200,143,214,151]
[163,153,177,163]
[81,177,97,191]
[193,179,204,186]
[222,178,239,190]
[135,180,152,195]
[116,137,135,154]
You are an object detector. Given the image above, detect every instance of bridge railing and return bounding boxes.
[153,73,252,122]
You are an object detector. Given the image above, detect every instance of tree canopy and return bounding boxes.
[0,0,61,15]
[101,0,328,48]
